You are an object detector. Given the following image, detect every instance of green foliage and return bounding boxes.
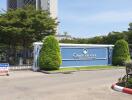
[60,31,128,44]
[127,31,132,44]
[60,36,104,44]
[112,40,130,66]
[105,32,128,44]
[39,36,62,70]
[0,6,57,47]
[0,6,57,64]
[126,78,132,88]
[117,76,132,88]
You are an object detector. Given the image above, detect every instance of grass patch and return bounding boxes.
[48,66,124,72]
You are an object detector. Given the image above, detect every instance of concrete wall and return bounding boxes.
[32,43,113,71]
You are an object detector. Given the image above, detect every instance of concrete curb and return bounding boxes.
[40,68,124,74]
[111,83,132,94]
[40,70,76,74]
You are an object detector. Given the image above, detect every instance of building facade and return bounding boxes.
[7,0,57,18]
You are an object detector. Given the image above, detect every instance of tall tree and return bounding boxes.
[0,6,57,64]
[0,6,57,47]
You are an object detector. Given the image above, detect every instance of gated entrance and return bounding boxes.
[33,42,114,71]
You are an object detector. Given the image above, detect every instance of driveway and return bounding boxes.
[0,69,131,100]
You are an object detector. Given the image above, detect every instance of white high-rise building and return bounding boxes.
[7,0,57,18]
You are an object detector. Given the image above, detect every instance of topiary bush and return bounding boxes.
[112,39,130,66]
[39,36,62,70]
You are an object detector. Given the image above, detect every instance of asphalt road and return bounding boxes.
[0,69,131,100]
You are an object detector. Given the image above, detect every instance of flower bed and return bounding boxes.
[111,82,132,94]
[118,77,132,89]
[111,61,132,94]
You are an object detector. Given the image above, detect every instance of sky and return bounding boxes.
[1,0,132,38]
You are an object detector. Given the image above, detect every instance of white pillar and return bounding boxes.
[36,0,39,10]
[33,42,42,71]
[33,44,38,71]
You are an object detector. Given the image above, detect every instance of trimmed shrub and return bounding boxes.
[112,39,130,66]
[39,36,62,70]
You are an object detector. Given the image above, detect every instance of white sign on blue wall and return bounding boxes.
[33,43,114,70]
[72,49,96,60]
[60,44,113,67]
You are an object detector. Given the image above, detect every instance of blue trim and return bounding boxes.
[0,63,9,67]
[62,58,107,61]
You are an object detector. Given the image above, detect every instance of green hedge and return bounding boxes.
[39,36,62,70]
[112,39,130,66]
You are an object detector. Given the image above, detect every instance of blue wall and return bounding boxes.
[60,47,112,67]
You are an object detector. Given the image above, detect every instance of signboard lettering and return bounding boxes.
[73,49,96,60]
